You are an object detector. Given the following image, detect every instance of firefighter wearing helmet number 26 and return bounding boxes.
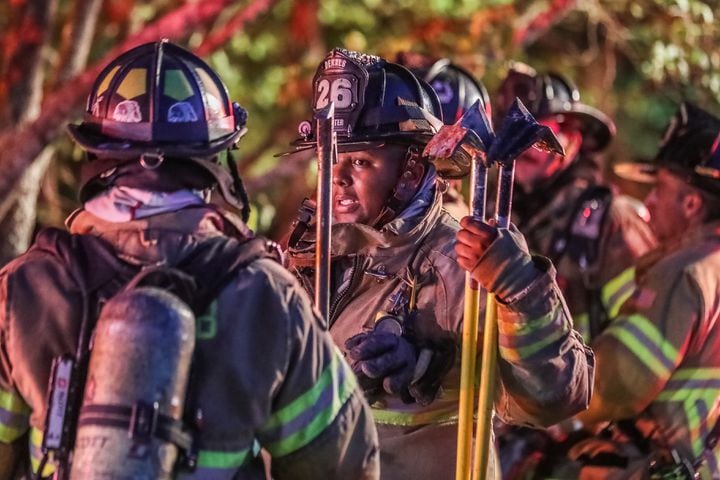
[0,40,379,480]
[285,48,594,480]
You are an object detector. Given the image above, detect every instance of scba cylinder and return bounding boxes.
[70,287,196,480]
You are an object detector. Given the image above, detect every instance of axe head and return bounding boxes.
[422,100,494,179]
[489,98,564,166]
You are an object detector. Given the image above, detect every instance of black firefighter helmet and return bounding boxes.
[495,62,616,153]
[614,103,720,196]
[289,48,444,153]
[396,52,491,124]
[67,40,249,211]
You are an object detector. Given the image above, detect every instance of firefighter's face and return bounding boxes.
[332,145,406,225]
[514,119,582,193]
[644,168,695,242]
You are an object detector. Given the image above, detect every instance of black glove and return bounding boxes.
[345,330,417,402]
[408,338,457,406]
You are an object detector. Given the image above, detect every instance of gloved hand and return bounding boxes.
[455,217,538,303]
[408,338,456,406]
[345,330,417,401]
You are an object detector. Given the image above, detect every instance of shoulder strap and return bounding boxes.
[33,227,282,317]
[548,185,613,269]
[31,227,136,298]
[172,235,282,316]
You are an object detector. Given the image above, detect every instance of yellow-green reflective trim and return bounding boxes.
[653,369,720,458]
[0,389,29,442]
[605,314,678,378]
[0,424,25,443]
[498,310,555,336]
[0,389,29,415]
[371,406,458,426]
[263,351,356,457]
[198,448,251,469]
[668,368,720,381]
[602,267,636,318]
[30,456,56,478]
[29,428,55,477]
[500,324,569,362]
[196,300,218,339]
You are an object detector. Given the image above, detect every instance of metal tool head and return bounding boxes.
[422,100,494,178]
[488,98,564,166]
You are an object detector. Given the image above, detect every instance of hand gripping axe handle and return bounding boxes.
[423,98,563,480]
[423,100,494,480]
[472,98,564,479]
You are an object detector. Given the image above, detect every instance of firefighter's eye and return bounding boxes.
[351,158,369,167]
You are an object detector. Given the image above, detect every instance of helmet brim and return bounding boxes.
[278,132,435,158]
[613,161,658,184]
[548,104,616,153]
[67,123,247,159]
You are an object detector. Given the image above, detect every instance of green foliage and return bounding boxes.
[19,0,720,233]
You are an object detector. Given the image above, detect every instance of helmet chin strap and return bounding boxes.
[225,149,251,222]
[371,145,425,229]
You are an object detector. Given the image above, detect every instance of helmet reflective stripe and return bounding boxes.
[696,132,720,180]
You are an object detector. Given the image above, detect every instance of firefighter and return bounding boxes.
[492,61,658,479]
[0,41,379,480]
[495,62,657,341]
[550,102,720,479]
[285,48,594,479]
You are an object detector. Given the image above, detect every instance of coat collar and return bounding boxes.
[66,205,250,265]
[289,186,444,266]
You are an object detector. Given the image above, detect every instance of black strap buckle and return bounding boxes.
[130,401,160,441]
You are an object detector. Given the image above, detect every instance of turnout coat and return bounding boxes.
[0,207,379,480]
[288,185,595,479]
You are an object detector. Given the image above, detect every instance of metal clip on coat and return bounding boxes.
[423,97,563,480]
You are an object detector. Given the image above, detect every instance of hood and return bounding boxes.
[289,176,444,266]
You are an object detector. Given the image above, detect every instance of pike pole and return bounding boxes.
[456,153,489,480]
[314,103,338,323]
[470,98,564,479]
[422,100,494,480]
[424,98,563,480]
[472,159,515,480]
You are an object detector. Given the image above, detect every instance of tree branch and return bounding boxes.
[195,0,277,57]
[0,0,263,216]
